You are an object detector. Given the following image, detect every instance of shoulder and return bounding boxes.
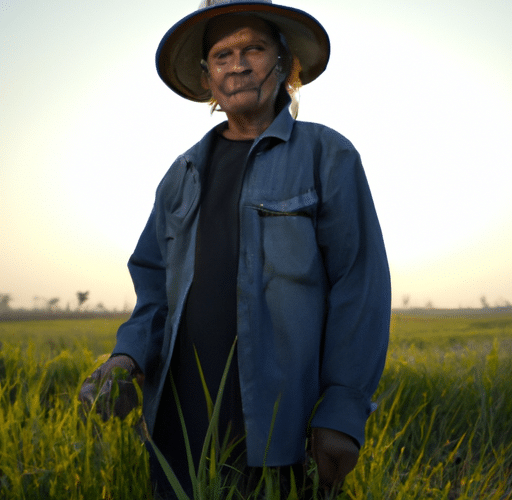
[289,121,362,179]
[156,125,219,195]
[292,120,357,153]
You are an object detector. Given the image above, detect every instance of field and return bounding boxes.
[0,312,511,499]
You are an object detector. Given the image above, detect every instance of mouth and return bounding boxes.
[221,77,259,96]
[220,85,259,98]
[228,87,258,96]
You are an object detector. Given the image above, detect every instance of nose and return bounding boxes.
[231,51,250,73]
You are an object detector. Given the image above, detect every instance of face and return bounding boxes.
[203,16,283,117]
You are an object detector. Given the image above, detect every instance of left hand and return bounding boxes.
[78,355,144,420]
[311,427,360,492]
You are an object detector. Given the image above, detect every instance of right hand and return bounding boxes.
[311,427,360,493]
[78,355,144,420]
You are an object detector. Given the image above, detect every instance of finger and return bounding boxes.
[311,431,318,463]
[134,371,145,387]
[113,380,140,419]
[317,452,338,490]
[98,379,113,398]
[94,380,113,421]
[78,382,98,407]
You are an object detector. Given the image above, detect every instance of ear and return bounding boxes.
[200,71,210,90]
[275,64,287,84]
[278,52,292,81]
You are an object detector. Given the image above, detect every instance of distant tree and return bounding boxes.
[495,297,511,308]
[47,298,60,311]
[480,295,490,309]
[402,295,410,308]
[0,294,12,312]
[425,300,434,309]
[77,291,90,309]
[95,302,106,312]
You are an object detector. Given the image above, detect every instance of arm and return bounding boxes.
[311,135,391,480]
[111,208,168,375]
[79,207,168,418]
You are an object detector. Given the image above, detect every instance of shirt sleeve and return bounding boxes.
[111,207,168,375]
[310,131,391,447]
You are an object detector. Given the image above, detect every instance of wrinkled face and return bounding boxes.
[203,16,283,116]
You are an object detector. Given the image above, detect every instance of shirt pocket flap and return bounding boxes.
[252,189,318,217]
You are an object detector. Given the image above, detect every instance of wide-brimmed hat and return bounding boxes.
[156,0,330,102]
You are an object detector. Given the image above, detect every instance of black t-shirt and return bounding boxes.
[170,130,253,465]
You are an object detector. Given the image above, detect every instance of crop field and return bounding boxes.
[0,312,511,499]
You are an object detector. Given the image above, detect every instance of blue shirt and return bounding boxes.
[112,103,391,466]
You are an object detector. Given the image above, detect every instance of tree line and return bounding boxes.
[0,292,91,313]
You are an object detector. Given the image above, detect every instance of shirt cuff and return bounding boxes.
[310,385,373,448]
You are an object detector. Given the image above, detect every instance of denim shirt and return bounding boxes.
[112,103,391,466]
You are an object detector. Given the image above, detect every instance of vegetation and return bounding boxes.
[0,312,511,499]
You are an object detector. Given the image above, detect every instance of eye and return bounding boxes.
[213,49,231,62]
[245,45,264,53]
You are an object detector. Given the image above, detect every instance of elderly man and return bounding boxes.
[80,1,391,498]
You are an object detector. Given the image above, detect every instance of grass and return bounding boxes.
[0,312,511,499]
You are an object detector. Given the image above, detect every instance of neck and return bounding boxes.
[223,109,276,140]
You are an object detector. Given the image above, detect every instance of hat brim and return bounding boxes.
[156,2,330,102]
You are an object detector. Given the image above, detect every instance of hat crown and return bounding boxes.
[198,0,271,9]
[157,0,330,101]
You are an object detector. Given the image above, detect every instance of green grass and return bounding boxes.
[0,312,511,499]
[0,317,126,358]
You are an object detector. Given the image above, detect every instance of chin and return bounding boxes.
[221,93,268,115]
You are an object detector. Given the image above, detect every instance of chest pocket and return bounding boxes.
[251,190,322,283]
[253,189,318,218]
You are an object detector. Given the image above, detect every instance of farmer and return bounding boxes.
[79,0,391,498]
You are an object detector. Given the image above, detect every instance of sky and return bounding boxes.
[1,0,511,311]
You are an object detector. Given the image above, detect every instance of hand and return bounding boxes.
[78,355,144,420]
[311,427,359,493]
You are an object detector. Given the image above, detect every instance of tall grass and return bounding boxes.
[0,319,150,499]
[0,313,511,499]
[354,336,512,499]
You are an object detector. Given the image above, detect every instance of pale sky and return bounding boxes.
[1,0,511,311]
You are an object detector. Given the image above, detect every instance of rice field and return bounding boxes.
[0,312,511,499]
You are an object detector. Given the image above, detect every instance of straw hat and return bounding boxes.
[156,0,330,102]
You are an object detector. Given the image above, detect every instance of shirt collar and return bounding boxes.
[254,94,294,145]
[214,94,294,146]
[185,94,294,170]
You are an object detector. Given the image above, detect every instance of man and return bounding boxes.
[79,1,391,498]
